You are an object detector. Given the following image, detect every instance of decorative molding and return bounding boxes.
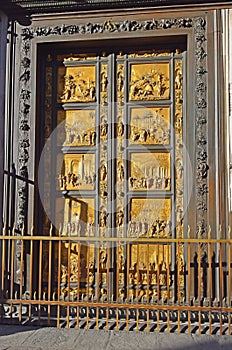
[21,18,193,40]
[17,16,208,237]
[194,17,208,237]
[17,54,31,228]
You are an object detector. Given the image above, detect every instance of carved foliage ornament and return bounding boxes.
[22,18,193,40]
[194,17,208,235]
[18,16,208,237]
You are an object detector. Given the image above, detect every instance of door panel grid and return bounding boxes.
[40,46,185,301]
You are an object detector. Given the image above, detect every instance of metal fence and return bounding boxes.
[0,225,232,335]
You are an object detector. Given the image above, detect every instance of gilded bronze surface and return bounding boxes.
[128,198,171,238]
[129,244,171,299]
[130,153,170,191]
[61,197,95,237]
[59,154,95,191]
[58,110,96,147]
[129,63,170,101]
[129,107,170,145]
[43,49,184,298]
[58,65,96,103]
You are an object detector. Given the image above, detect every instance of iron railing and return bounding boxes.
[0,225,232,335]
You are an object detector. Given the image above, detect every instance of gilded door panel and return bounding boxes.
[41,47,185,300]
[61,197,95,237]
[129,107,170,145]
[60,109,96,147]
[58,65,96,103]
[129,62,170,101]
[129,152,171,191]
[59,153,96,191]
[127,198,171,238]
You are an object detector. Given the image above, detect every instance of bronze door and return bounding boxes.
[40,47,185,300]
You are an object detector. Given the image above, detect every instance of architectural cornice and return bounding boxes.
[5,0,232,16]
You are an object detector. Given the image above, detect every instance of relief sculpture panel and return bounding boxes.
[60,198,95,237]
[127,198,171,238]
[58,110,96,147]
[129,152,171,191]
[129,62,170,101]
[58,65,96,103]
[58,153,96,191]
[129,107,170,145]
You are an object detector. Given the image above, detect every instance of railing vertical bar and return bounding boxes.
[29,227,34,321]
[146,244,150,307]
[107,244,110,302]
[219,228,223,306]
[86,243,90,301]
[209,311,212,335]
[116,307,119,331]
[177,309,181,333]
[76,303,79,329]
[157,308,160,333]
[167,243,170,301]
[146,308,149,332]
[10,228,15,302]
[198,239,202,335]
[136,244,139,301]
[187,230,191,334]
[228,228,231,335]
[219,311,223,336]
[187,228,191,306]
[77,242,81,302]
[96,245,99,330]
[188,310,191,334]
[198,310,201,334]
[126,306,129,331]
[1,235,6,297]
[47,225,53,327]
[10,227,15,322]
[167,309,170,333]
[177,242,180,303]
[197,237,201,305]
[136,307,139,331]
[219,234,223,336]
[208,228,212,313]
[198,232,201,337]
[38,239,43,324]
[157,244,160,303]
[106,306,109,331]
[19,231,24,323]
[116,245,119,302]
[96,244,100,302]
[57,235,61,328]
[126,244,130,301]
[86,305,89,330]
[96,306,99,330]
[66,240,71,328]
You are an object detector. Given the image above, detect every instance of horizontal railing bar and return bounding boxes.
[0,298,231,312]
[0,235,232,243]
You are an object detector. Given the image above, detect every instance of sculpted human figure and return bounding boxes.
[99,250,107,269]
[100,163,107,181]
[116,209,124,227]
[117,69,124,92]
[117,120,124,137]
[175,68,182,90]
[101,71,108,92]
[117,162,124,181]
[100,119,108,137]
[99,207,107,228]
